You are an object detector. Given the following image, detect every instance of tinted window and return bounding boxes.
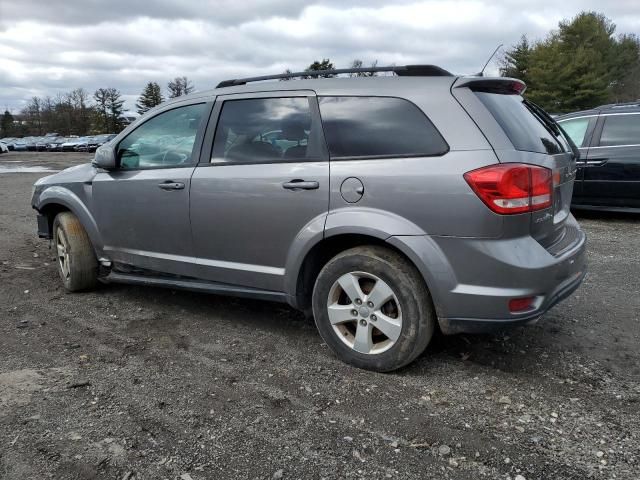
[558,117,591,147]
[475,92,565,154]
[212,97,317,164]
[599,114,640,146]
[117,103,206,169]
[318,96,448,158]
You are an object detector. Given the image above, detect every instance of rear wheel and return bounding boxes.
[312,245,435,371]
[53,212,98,292]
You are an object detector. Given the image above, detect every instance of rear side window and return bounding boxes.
[474,92,565,155]
[211,97,321,164]
[318,96,448,159]
[558,117,592,147]
[599,114,640,146]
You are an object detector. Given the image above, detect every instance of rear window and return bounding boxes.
[475,92,565,155]
[318,96,448,159]
[599,114,640,146]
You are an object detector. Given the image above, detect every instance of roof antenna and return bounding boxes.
[476,44,503,77]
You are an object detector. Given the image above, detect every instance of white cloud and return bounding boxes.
[0,0,638,111]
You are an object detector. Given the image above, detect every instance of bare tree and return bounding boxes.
[167,76,195,98]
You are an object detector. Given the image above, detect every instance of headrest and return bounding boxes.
[280,119,307,141]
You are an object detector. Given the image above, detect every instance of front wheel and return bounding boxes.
[312,246,435,372]
[53,212,98,292]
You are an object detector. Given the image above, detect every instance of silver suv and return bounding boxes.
[32,65,586,371]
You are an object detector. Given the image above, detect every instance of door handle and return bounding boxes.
[158,181,185,190]
[585,158,608,166]
[282,179,319,190]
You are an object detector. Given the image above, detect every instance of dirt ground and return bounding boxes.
[0,152,639,480]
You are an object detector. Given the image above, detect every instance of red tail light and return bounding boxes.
[464,163,552,215]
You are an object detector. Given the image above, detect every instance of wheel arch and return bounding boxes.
[37,187,103,254]
[288,231,450,321]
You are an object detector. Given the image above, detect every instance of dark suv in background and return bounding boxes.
[557,102,640,212]
[32,65,586,371]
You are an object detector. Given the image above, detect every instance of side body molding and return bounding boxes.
[36,186,104,254]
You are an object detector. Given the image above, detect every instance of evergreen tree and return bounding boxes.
[106,88,125,132]
[136,82,164,114]
[94,88,124,133]
[1,110,14,137]
[167,76,195,98]
[502,12,640,112]
[93,88,110,132]
[304,59,335,78]
[500,35,531,85]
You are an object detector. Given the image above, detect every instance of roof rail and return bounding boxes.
[596,100,640,110]
[216,64,453,88]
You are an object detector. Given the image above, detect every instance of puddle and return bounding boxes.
[0,165,58,173]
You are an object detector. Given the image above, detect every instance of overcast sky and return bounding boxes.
[1,0,638,113]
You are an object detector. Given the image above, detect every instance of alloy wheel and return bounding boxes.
[56,227,71,280]
[326,271,402,354]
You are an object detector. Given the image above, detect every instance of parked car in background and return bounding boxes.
[85,134,117,152]
[13,139,28,151]
[31,65,586,371]
[72,137,92,152]
[60,137,83,152]
[1,138,15,150]
[47,137,68,152]
[26,137,42,151]
[0,141,8,154]
[36,137,56,151]
[557,102,640,212]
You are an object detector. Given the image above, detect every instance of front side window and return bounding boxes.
[212,97,317,164]
[558,117,592,147]
[318,96,448,159]
[599,114,640,147]
[117,103,206,169]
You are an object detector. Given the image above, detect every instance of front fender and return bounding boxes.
[36,186,104,254]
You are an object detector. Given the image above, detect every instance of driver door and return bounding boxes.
[92,100,212,276]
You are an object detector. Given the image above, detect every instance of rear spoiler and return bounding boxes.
[453,77,526,95]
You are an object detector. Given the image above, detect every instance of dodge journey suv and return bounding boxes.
[32,65,586,371]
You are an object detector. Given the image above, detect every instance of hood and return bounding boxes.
[35,162,97,187]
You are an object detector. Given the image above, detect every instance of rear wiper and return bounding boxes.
[524,99,580,159]
[523,99,561,136]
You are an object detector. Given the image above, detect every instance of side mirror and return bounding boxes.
[93,144,117,169]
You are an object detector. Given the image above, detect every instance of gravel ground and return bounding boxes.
[1,152,639,480]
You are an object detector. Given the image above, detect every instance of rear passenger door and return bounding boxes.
[584,113,640,208]
[189,91,329,292]
[557,115,598,200]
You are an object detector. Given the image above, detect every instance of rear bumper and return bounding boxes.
[439,268,586,334]
[391,214,587,335]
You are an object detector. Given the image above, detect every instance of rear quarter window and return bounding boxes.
[599,114,640,146]
[318,96,448,159]
[474,92,565,155]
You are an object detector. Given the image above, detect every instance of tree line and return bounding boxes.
[501,11,640,113]
[1,76,196,138]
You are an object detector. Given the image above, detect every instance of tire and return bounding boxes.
[52,212,98,292]
[312,245,435,372]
